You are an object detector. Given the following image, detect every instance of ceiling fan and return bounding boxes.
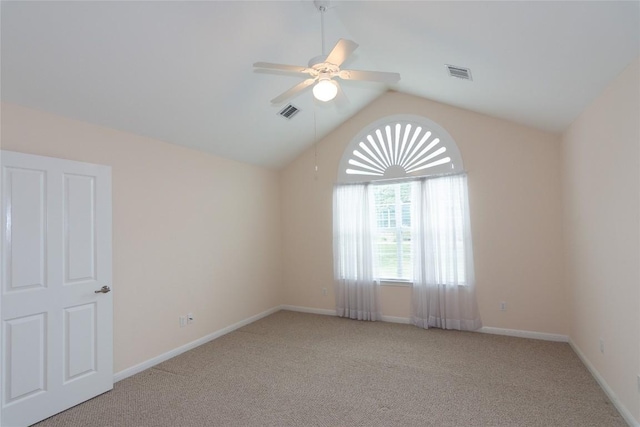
[253,1,400,105]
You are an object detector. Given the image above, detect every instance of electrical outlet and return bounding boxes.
[187,313,195,324]
[322,287,328,296]
[179,315,187,328]
[499,302,507,311]
[599,338,604,354]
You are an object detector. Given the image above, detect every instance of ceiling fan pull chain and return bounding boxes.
[313,104,319,179]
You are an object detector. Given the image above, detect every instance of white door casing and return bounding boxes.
[1,151,113,427]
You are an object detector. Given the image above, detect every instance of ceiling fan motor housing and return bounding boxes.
[308,55,328,68]
[308,57,340,79]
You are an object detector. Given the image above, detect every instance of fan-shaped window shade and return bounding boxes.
[337,115,464,183]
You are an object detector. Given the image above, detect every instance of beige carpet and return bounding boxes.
[34,311,625,426]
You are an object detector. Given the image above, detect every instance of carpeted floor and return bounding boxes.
[34,310,625,426]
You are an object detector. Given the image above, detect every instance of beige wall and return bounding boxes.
[562,57,640,422]
[281,91,567,334]
[0,103,283,373]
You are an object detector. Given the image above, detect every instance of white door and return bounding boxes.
[1,151,113,427]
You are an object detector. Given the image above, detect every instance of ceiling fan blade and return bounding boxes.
[254,62,313,74]
[270,78,317,105]
[325,39,359,67]
[338,69,401,84]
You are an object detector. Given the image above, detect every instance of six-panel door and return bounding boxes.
[1,151,113,427]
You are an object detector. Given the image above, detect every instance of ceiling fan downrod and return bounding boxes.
[315,0,330,56]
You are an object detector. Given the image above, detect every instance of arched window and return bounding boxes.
[333,115,481,331]
[337,114,463,184]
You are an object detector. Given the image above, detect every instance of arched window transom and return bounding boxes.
[337,114,464,183]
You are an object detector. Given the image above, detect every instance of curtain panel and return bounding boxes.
[333,184,380,321]
[411,174,482,331]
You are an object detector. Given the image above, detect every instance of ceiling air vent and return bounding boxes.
[278,104,300,119]
[446,65,472,81]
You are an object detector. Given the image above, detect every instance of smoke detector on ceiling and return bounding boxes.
[446,65,472,81]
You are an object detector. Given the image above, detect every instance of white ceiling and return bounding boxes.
[2,1,639,169]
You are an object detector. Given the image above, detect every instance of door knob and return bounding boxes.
[95,285,111,294]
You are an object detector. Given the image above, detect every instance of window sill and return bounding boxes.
[377,280,470,288]
[379,280,412,287]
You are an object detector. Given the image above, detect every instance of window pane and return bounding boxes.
[401,203,411,227]
[401,230,412,280]
[400,183,411,203]
[375,230,398,279]
[373,183,412,280]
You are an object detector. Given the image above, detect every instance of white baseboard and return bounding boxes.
[279,306,571,343]
[280,304,337,316]
[380,315,411,324]
[478,326,569,342]
[568,339,638,427]
[281,305,410,325]
[113,305,281,383]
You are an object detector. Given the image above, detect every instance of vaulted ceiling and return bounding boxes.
[2,1,639,168]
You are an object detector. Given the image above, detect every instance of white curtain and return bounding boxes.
[411,174,482,331]
[333,184,380,321]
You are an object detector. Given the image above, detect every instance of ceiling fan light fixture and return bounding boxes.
[313,78,338,102]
